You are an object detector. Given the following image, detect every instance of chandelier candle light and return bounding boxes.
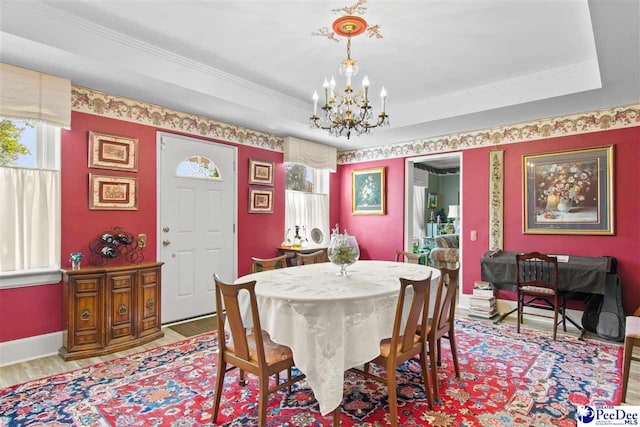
[310,15,389,139]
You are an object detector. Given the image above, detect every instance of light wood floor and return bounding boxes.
[1,312,638,406]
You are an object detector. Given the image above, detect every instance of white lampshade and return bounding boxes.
[448,205,460,219]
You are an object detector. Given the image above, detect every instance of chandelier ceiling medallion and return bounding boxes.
[310,14,389,139]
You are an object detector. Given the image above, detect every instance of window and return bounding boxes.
[176,156,221,179]
[285,163,330,246]
[0,119,61,287]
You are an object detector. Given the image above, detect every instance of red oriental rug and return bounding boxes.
[0,318,622,426]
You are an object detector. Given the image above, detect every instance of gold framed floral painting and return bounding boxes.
[352,167,385,215]
[523,145,614,235]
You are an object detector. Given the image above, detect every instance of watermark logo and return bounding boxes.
[576,406,640,426]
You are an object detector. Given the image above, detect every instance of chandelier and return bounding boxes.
[310,15,389,139]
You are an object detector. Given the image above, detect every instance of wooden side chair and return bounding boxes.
[350,274,434,426]
[622,306,640,402]
[212,274,306,426]
[250,254,287,273]
[515,252,566,340]
[423,267,460,401]
[296,249,328,265]
[394,249,427,265]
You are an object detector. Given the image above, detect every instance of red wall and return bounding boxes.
[336,158,407,261]
[335,127,640,314]
[0,111,289,342]
[2,110,638,344]
[463,127,640,313]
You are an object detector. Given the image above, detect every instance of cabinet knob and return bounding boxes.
[146,298,155,309]
[80,309,91,321]
[118,303,128,315]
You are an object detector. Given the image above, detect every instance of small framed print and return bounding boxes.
[88,131,139,171]
[249,187,273,214]
[248,158,274,186]
[89,174,138,210]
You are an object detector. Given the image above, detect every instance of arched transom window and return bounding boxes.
[176,156,222,180]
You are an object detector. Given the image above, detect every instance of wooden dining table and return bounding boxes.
[234,260,440,415]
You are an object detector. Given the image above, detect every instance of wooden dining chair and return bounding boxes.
[296,249,328,265]
[516,252,566,340]
[250,254,287,273]
[422,267,460,401]
[350,274,434,426]
[394,249,427,265]
[212,274,306,426]
[622,306,640,402]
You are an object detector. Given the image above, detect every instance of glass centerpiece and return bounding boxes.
[327,224,360,277]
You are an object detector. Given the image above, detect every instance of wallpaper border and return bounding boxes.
[71,86,639,162]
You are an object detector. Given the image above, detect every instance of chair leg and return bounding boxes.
[386,363,399,427]
[239,369,246,386]
[332,405,341,426]
[257,374,269,427]
[212,360,227,422]
[621,336,634,403]
[517,294,522,333]
[287,367,293,393]
[428,337,439,401]
[562,295,568,332]
[449,329,461,378]
[419,347,434,408]
[436,338,442,366]
[552,298,559,341]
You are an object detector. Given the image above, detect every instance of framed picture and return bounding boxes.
[427,192,438,208]
[88,131,138,171]
[352,167,386,215]
[249,187,273,213]
[248,158,274,186]
[523,145,614,235]
[89,174,138,210]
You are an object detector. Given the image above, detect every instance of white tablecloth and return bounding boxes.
[234,260,440,415]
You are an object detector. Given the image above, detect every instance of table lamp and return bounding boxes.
[448,205,460,234]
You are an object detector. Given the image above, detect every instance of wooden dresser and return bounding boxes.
[59,262,164,361]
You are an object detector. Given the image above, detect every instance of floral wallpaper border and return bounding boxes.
[337,104,640,164]
[488,151,504,251]
[71,86,639,163]
[71,86,284,152]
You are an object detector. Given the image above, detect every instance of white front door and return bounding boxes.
[158,132,237,323]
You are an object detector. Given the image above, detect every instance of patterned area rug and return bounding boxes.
[0,318,622,426]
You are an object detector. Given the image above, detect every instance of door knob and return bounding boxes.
[163,226,170,232]
[162,239,171,246]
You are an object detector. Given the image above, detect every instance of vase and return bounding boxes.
[72,260,81,270]
[557,198,571,213]
[545,194,559,210]
[327,230,359,277]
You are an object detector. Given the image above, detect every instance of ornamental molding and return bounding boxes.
[488,150,504,252]
[71,86,284,152]
[337,103,640,164]
[71,85,639,161]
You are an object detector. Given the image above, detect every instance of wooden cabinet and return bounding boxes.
[60,262,164,360]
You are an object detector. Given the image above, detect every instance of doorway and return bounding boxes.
[404,152,462,262]
[157,132,237,323]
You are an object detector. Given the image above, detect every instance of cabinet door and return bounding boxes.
[106,270,136,346]
[68,275,104,352]
[138,267,162,337]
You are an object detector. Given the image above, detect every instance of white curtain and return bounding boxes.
[413,186,427,241]
[285,190,329,245]
[0,167,60,272]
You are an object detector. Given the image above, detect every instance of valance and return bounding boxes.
[283,136,337,172]
[0,63,71,129]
